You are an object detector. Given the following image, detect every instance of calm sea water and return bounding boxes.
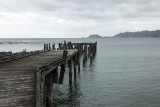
[0,38,160,107]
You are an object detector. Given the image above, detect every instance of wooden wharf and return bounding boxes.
[0,41,97,107]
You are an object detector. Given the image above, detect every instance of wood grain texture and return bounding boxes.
[0,50,77,107]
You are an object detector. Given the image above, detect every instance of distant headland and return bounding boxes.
[113,30,160,38]
[87,34,103,38]
[87,30,160,38]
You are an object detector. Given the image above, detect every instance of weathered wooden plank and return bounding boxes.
[0,42,97,107]
[0,50,78,107]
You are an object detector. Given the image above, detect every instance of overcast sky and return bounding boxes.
[0,0,160,38]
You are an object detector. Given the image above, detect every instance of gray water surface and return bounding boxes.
[0,38,160,107]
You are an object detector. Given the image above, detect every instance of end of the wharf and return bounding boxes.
[37,41,97,107]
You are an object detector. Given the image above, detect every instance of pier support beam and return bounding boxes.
[83,45,88,65]
[63,50,68,59]
[90,45,93,59]
[68,59,72,83]
[73,55,77,79]
[64,40,67,50]
[88,45,90,57]
[59,43,61,50]
[52,43,55,50]
[59,64,65,84]
[45,72,53,107]
[48,43,50,50]
[46,44,48,50]
[76,49,81,72]
[52,67,58,84]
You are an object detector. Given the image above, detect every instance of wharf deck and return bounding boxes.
[0,50,77,107]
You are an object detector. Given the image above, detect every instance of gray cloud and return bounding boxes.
[0,0,160,38]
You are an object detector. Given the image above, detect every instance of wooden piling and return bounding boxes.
[52,67,58,83]
[64,41,67,50]
[83,54,85,65]
[68,59,72,83]
[73,55,77,79]
[45,72,53,107]
[71,43,73,49]
[48,43,50,50]
[63,50,68,59]
[77,52,81,72]
[52,43,55,50]
[88,45,90,57]
[46,44,48,50]
[67,42,71,49]
[95,42,97,52]
[59,43,61,50]
[85,45,88,60]
[59,64,65,84]
[93,43,96,56]
[83,45,87,65]
[90,44,93,58]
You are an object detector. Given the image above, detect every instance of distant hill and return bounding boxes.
[88,34,103,38]
[113,30,160,38]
